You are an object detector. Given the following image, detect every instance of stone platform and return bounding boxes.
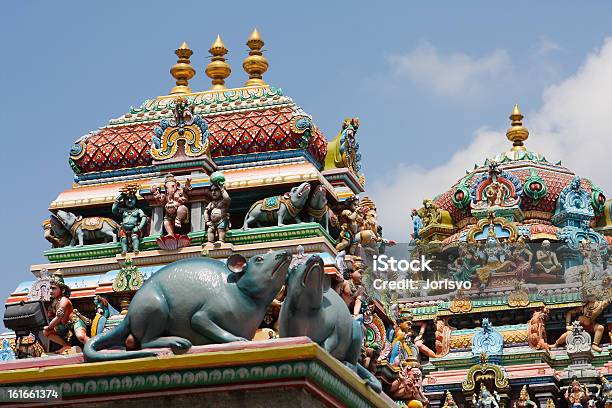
[0,337,395,408]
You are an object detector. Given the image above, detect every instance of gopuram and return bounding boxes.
[400,106,612,407]
[0,31,395,408]
[0,30,610,408]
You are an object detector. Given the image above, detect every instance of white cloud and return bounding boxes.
[371,38,612,242]
[388,43,511,97]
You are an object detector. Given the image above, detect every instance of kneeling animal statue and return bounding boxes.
[278,254,382,393]
[84,250,292,362]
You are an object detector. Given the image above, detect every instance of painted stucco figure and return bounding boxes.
[152,174,192,236]
[473,384,500,408]
[534,240,562,275]
[43,273,90,353]
[242,182,310,229]
[513,385,537,408]
[112,184,148,255]
[565,379,589,408]
[84,250,291,362]
[204,171,231,243]
[54,210,119,247]
[304,184,329,230]
[278,255,382,392]
[527,307,550,351]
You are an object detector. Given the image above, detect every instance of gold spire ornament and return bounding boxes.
[242,28,269,87]
[205,35,231,90]
[170,42,196,95]
[505,104,529,151]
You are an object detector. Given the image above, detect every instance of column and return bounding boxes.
[190,202,203,232]
[151,206,164,235]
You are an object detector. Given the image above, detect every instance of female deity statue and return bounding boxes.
[472,384,500,408]
[513,385,537,408]
[152,174,191,236]
[565,379,589,408]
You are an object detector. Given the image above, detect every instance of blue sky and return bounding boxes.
[3,2,612,325]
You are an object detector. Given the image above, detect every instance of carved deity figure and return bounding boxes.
[507,238,533,281]
[473,384,500,408]
[389,362,429,404]
[339,256,365,315]
[389,314,417,366]
[442,390,458,408]
[475,233,512,288]
[112,184,148,255]
[527,307,550,351]
[555,292,612,352]
[565,379,589,408]
[599,375,612,408]
[486,181,504,207]
[335,197,362,255]
[43,273,89,354]
[204,172,231,244]
[411,208,423,241]
[434,316,454,357]
[152,174,191,236]
[419,199,442,227]
[449,243,479,283]
[535,239,561,274]
[534,240,562,275]
[513,385,537,408]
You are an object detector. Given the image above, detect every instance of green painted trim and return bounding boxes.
[10,360,374,408]
[44,223,335,263]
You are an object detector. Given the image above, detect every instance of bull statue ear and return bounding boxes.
[227,254,247,273]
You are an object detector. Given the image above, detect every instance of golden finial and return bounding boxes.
[242,28,269,87]
[505,103,529,151]
[169,42,196,95]
[205,35,231,90]
[545,398,555,408]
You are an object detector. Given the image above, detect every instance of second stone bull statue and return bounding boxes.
[242,182,311,229]
[84,250,292,362]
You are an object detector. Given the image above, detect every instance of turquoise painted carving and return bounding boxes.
[151,97,210,160]
[553,176,593,227]
[84,250,291,362]
[0,338,15,361]
[279,255,382,393]
[471,318,503,363]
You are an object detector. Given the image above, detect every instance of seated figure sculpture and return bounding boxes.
[43,273,90,354]
[475,232,512,288]
[534,240,562,275]
[152,174,191,236]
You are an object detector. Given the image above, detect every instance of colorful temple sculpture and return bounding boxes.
[0,31,400,408]
[1,32,611,408]
[395,105,612,407]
